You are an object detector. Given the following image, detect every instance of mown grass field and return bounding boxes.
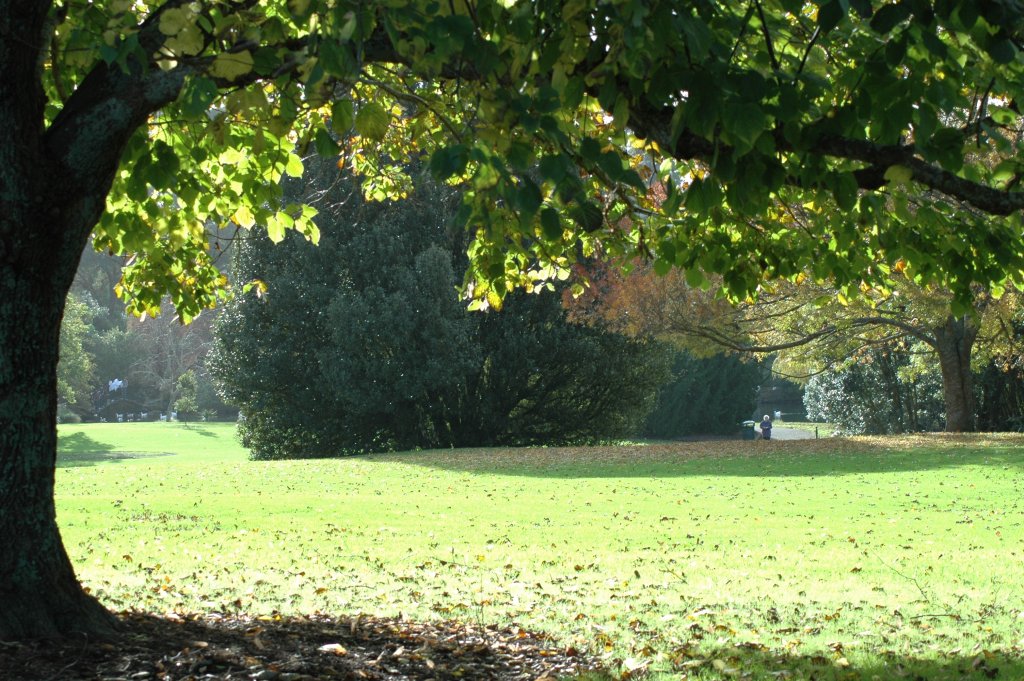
[56,423,1024,680]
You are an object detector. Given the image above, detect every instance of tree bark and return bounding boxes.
[0,276,120,639]
[0,76,121,636]
[933,315,979,432]
[0,0,193,639]
[0,0,119,640]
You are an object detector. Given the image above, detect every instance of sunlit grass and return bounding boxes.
[56,423,1024,679]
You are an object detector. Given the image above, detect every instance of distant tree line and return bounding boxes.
[804,335,1024,435]
[58,247,235,424]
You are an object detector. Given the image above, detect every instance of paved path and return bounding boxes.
[765,426,817,440]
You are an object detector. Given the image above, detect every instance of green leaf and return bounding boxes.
[320,40,357,78]
[182,77,218,118]
[869,3,909,34]
[233,205,256,228]
[832,172,859,211]
[284,153,304,178]
[473,161,500,189]
[429,145,468,179]
[539,154,568,183]
[515,178,543,216]
[817,0,847,33]
[988,39,1016,65]
[165,24,204,56]
[265,213,286,243]
[331,100,354,134]
[612,96,629,130]
[354,102,390,141]
[540,207,562,241]
[921,31,947,59]
[289,0,312,20]
[848,0,871,18]
[210,50,254,81]
[883,165,913,186]
[990,106,1018,126]
[663,183,683,216]
[723,102,765,152]
[597,151,624,181]
[159,7,192,35]
[571,199,603,232]
[580,137,602,163]
[506,142,533,170]
[314,128,339,156]
[685,268,707,288]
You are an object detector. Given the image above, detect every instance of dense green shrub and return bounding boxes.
[643,351,760,437]
[214,170,670,459]
[976,363,1024,432]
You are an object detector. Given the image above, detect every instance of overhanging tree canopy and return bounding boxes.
[4,0,1024,639]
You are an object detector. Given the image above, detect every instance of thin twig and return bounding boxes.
[755,0,779,70]
[729,3,757,63]
[869,550,930,602]
[797,26,821,75]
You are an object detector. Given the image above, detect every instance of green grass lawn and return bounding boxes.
[56,423,1024,680]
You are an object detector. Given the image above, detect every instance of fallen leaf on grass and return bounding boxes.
[318,643,348,655]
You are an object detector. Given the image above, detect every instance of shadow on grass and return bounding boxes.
[56,450,176,468]
[57,433,175,469]
[2,610,1018,681]
[0,611,599,681]
[58,430,113,454]
[369,435,1024,479]
[663,642,1024,681]
[178,423,220,438]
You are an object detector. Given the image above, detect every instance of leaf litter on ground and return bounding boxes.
[0,610,603,681]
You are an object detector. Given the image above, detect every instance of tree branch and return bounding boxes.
[754,0,779,71]
[628,99,1024,216]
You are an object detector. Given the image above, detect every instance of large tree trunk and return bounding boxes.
[0,275,120,639]
[933,315,979,432]
[0,2,118,640]
[0,0,190,639]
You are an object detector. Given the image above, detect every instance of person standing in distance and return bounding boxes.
[760,414,773,440]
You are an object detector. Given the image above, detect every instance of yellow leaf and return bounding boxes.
[233,205,255,228]
[486,290,503,311]
[220,147,246,165]
[317,643,347,655]
[266,214,286,243]
[210,50,254,81]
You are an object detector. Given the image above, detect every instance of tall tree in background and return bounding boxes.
[803,342,947,434]
[214,172,479,458]
[6,0,1024,638]
[129,303,217,417]
[56,294,97,419]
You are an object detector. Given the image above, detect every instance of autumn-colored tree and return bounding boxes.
[582,263,1023,431]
